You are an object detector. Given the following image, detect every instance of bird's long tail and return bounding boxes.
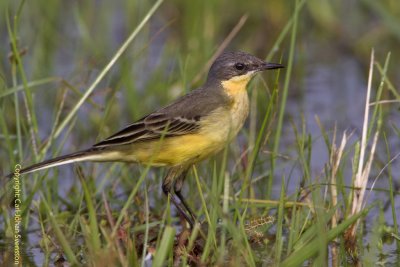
[5,148,105,178]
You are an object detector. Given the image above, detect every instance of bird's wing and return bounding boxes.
[93,86,229,148]
[93,112,201,148]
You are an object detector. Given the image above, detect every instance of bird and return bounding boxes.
[5,51,283,227]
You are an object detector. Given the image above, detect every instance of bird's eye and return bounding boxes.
[234,63,245,71]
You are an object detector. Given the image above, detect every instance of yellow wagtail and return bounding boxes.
[6,51,283,227]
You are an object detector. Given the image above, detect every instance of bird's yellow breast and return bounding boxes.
[221,73,251,137]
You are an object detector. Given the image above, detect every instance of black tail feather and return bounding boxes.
[4,149,99,179]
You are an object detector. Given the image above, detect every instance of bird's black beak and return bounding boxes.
[260,62,284,70]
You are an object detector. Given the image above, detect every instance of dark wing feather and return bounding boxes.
[93,113,201,148]
[93,86,230,148]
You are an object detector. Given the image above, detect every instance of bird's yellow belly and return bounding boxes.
[127,133,226,166]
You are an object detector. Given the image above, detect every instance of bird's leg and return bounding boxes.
[162,167,194,227]
[173,169,197,223]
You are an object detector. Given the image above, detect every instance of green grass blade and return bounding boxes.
[78,168,101,251]
[41,196,78,265]
[0,77,60,99]
[270,0,301,196]
[152,226,175,267]
[274,177,286,263]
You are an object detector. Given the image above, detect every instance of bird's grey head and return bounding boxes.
[206,51,283,83]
